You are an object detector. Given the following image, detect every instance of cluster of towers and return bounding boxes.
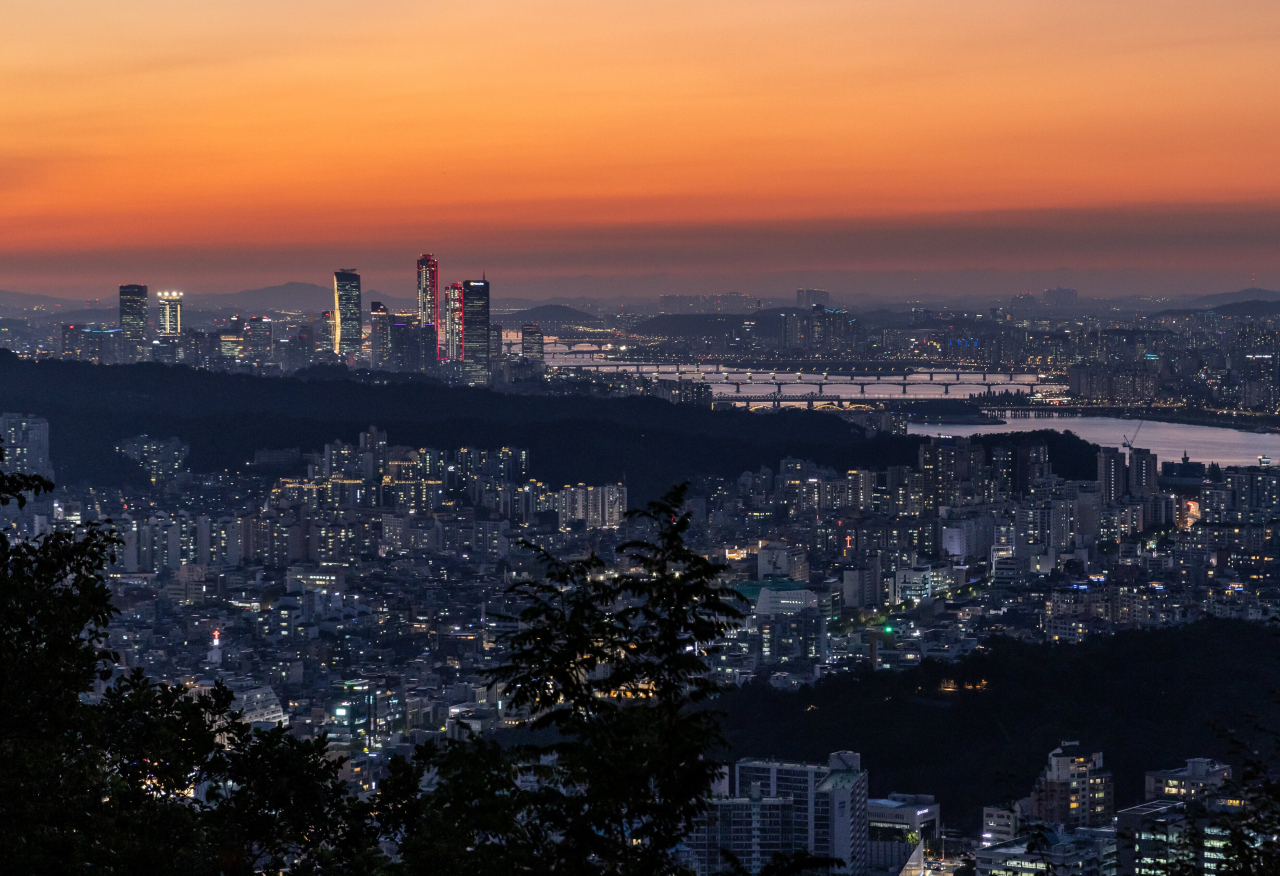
[344,255,492,384]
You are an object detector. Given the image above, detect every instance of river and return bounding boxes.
[907,415,1280,467]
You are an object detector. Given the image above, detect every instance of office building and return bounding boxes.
[1115,799,1230,876]
[390,313,423,373]
[242,317,273,366]
[521,324,544,360]
[868,794,940,874]
[369,302,391,370]
[333,269,362,357]
[977,829,1114,876]
[1029,742,1114,830]
[156,290,183,336]
[797,288,831,308]
[1145,758,1231,802]
[489,322,503,361]
[0,413,53,480]
[417,254,439,359]
[461,279,490,385]
[118,283,148,361]
[62,325,124,365]
[981,805,1021,848]
[442,283,465,361]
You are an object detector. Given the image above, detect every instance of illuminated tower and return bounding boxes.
[333,269,362,357]
[442,283,465,361]
[417,254,439,359]
[118,284,148,361]
[157,290,183,336]
[462,279,491,385]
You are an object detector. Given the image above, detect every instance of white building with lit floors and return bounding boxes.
[681,751,869,875]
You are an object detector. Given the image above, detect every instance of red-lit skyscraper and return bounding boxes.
[417,254,439,360]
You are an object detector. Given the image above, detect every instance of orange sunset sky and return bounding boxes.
[3,0,1280,299]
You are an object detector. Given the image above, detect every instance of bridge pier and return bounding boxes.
[860,384,866,394]
[943,384,950,395]
[901,384,908,394]
[735,383,741,393]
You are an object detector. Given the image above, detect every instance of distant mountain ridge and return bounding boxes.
[0,289,113,313]
[1185,287,1280,306]
[501,304,600,327]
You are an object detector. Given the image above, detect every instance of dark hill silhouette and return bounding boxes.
[0,353,923,500]
[1188,287,1280,307]
[502,304,599,327]
[187,281,414,314]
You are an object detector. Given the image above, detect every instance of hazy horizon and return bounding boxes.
[5,2,1280,301]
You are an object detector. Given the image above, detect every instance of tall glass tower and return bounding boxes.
[441,283,465,362]
[462,279,490,385]
[416,254,439,360]
[333,269,362,357]
[118,284,148,361]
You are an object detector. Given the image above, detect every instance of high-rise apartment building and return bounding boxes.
[369,302,391,371]
[417,254,439,359]
[441,283,465,361]
[0,413,53,480]
[686,752,869,876]
[1098,447,1127,506]
[462,279,491,385]
[333,269,362,357]
[118,284,148,361]
[1128,447,1158,499]
[157,290,183,336]
[521,324,544,360]
[1029,742,1114,830]
[1144,758,1230,802]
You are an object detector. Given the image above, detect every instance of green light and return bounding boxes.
[884,626,893,633]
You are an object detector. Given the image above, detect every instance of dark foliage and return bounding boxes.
[381,487,833,874]
[0,466,831,873]
[969,428,1101,481]
[0,352,922,501]
[718,622,1280,832]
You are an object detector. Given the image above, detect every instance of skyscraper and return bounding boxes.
[333,269,362,357]
[157,290,183,336]
[118,284,148,361]
[369,302,391,370]
[521,324,544,360]
[243,317,273,366]
[417,254,439,359]
[442,283,465,361]
[389,312,423,373]
[462,279,490,385]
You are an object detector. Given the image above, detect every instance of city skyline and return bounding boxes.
[3,1,1280,299]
